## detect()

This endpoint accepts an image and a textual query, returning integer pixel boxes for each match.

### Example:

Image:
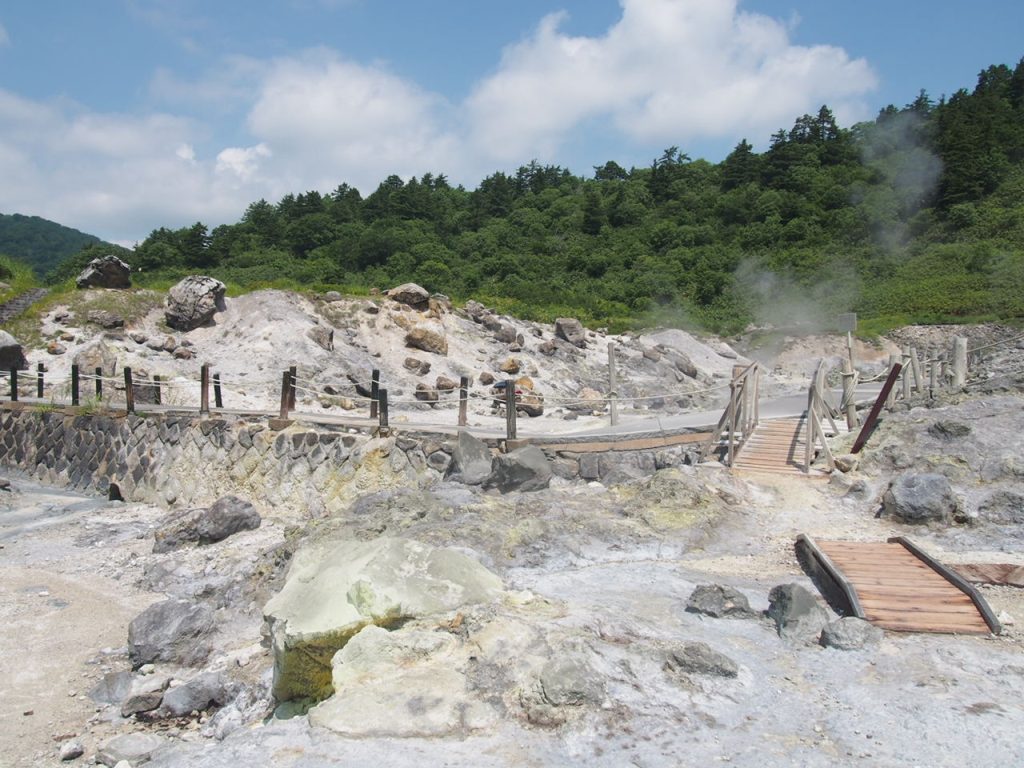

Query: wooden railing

[699,361,760,466]
[803,360,838,473]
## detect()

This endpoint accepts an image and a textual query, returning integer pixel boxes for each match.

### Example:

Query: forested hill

[54,57,1024,334]
[0,213,102,277]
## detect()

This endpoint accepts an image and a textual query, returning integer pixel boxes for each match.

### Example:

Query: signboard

[837,313,857,333]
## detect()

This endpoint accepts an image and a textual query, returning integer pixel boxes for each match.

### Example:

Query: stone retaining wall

[0,405,687,514]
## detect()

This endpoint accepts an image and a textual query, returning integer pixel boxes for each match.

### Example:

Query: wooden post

[928,356,938,398]
[378,389,389,428]
[952,337,968,388]
[213,373,223,409]
[37,363,44,399]
[287,366,297,411]
[885,355,898,408]
[9,368,17,402]
[71,364,80,406]
[278,371,290,418]
[458,375,469,427]
[909,347,922,393]
[200,363,210,414]
[607,342,618,427]
[123,367,135,414]
[504,379,517,441]
[369,369,380,418]
[901,348,911,400]
[841,357,858,429]
[95,367,103,399]
[852,363,903,453]
[153,375,162,405]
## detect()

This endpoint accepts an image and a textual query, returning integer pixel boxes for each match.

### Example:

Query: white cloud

[216,143,270,182]
[0,22,10,47]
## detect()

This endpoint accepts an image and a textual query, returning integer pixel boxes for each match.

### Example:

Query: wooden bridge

[797,535,1001,635]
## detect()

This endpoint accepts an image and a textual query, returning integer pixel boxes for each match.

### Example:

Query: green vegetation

[0,254,40,301]
[44,56,1024,336]
[0,213,102,277]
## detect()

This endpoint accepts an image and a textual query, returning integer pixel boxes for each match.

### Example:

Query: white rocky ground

[2,286,1023,767]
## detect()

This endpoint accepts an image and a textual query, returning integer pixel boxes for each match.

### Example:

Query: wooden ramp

[796,536,1001,635]
[731,417,811,475]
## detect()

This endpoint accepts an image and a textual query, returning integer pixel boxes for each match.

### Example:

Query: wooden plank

[871,620,990,634]
[862,607,988,625]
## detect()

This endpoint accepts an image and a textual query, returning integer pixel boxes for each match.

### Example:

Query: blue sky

[1,0,1021,245]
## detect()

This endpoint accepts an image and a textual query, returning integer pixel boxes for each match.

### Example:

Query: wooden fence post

[71,364,80,406]
[213,373,223,409]
[909,346,922,393]
[901,348,911,400]
[287,366,297,411]
[504,379,517,442]
[952,337,968,388]
[370,369,380,418]
[9,368,17,402]
[95,367,102,399]
[841,357,858,429]
[200,363,210,414]
[378,389,389,429]
[153,375,162,405]
[124,367,135,414]
[279,371,291,419]
[608,342,618,427]
[458,375,469,427]
[37,363,44,399]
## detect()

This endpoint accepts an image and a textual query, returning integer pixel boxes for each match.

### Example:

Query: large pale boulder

[0,330,27,371]
[72,339,117,378]
[405,323,448,355]
[263,537,503,702]
[164,275,226,331]
[387,282,430,309]
[555,317,587,348]
[484,445,552,492]
[127,598,216,668]
[447,430,493,485]
[882,473,960,524]
[76,255,132,289]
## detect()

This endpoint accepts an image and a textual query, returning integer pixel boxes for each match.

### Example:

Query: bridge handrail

[699,361,760,465]
[804,359,836,473]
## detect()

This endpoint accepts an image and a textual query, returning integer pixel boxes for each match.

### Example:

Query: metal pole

[9,368,17,402]
[71,365,80,406]
[37,363,44,399]
[213,373,223,409]
[608,342,618,427]
[458,376,469,427]
[124,367,135,414]
[504,379,517,441]
[153,375,162,406]
[370,369,380,419]
[200,363,210,414]
[95,367,102,399]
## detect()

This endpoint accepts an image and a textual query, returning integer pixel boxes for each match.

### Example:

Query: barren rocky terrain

[1,285,1023,767]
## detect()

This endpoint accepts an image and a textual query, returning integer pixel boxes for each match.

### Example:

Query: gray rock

[76,255,132,289]
[86,309,125,328]
[306,325,334,351]
[153,496,261,553]
[158,672,233,717]
[686,584,753,618]
[485,445,552,493]
[89,670,132,704]
[164,275,226,331]
[494,323,517,344]
[927,420,971,440]
[73,339,118,378]
[554,317,587,348]
[128,599,215,668]
[59,738,85,761]
[447,430,493,486]
[819,617,884,650]
[96,732,165,767]
[323,291,342,302]
[767,583,830,641]
[539,656,604,706]
[121,690,164,717]
[387,282,430,309]
[414,383,438,402]
[0,330,28,371]
[664,349,699,378]
[405,324,448,355]
[882,473,960,524]
[666,642,739,678]
[978,491,1024,524]
[403,357,431,375]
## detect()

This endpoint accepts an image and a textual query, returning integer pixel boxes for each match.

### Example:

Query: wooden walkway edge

[796,535,1001,635]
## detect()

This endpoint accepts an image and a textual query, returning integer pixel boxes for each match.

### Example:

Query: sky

[1,0,1022,246]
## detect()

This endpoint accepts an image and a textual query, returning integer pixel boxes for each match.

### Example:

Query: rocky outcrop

[263,537,503,702]
[86,309,125,328]
[153,495,261,553]
[767,583,830,642]
[405,323,448,355]
[447,430,493,485]
[128,598,216,668]
[485,445,552,492]
[72,338,117,377]
[665,642,739,678]
[165,275,226,331]
[306,324,334,351]
[881,473,960,524]
[387,282,430,309]
[819,617,884,650]
[686,584,754,618]
[76,255,132,289]
[554,317,587,348]
[0,330,27,371]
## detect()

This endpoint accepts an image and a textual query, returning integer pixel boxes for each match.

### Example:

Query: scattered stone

[499,357,521,374]
[554,317,587,348]
[405,323,448,355]
[517,390,545,417]
[96,733,165,768]
[567,386,605,413]
[164,275,227,331]
[928,421,972,440]
[447,430,493,485]
[153,495,261,552]
[494,323,517,344]
[642,347,662,362]
[977,491,1024,524]
[172,346,193,360]
[436,375,458,391]
[128,599,216,668]
[263,537,503,702]
[819,617,884,650]
[538,339,559,356]
[414,383,438,403]
[307,325,334,351]
[881,473,960,524]
[158,672,234,718]
[89,671,133,705]
[666,642,739,678]
[86,309,125,328]
[129,331,148,344]
[58,739,85,761]
[767,583,830,641]
[76,255,132,289]
[463,300,487,321]
[0,330,28,370]
[685,584,753,618]
[387,282,430,309]
[833,454,859,473]
[323,291,342,302]
[479,371,495,385]
[484,445,552,493]
[47,341,66,355]
[72,339,117,378]
[403,357,431,375]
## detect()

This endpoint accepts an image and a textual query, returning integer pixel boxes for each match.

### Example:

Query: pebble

[58,739,85,761]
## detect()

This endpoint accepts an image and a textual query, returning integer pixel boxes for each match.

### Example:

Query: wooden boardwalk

[731,416,813,475]
[797,536,1000,635]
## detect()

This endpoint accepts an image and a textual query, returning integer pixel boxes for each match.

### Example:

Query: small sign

[837,313,857,333]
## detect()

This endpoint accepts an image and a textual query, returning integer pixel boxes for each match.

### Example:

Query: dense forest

[0,213,101,278]
[49,58,1024,335]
